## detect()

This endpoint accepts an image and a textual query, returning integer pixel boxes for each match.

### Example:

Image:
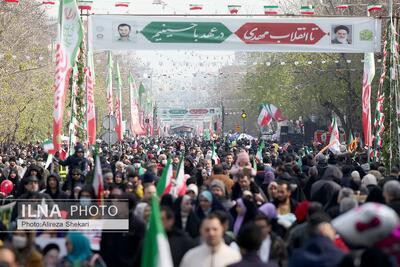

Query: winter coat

[174,210,201,239]
[167,228,197,267]
[44,173,69,200]
[228,251,278,267]
[288,235,345,267]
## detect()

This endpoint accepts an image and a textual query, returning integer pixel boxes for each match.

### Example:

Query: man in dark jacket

[56,143,88,184]
[161,206,197,267]
[44,173,68,200]
[228,222,277,267]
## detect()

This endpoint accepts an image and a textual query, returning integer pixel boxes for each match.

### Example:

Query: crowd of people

[0,136,399,267]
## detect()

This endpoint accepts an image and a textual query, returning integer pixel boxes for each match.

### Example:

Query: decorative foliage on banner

[381,19,400,168]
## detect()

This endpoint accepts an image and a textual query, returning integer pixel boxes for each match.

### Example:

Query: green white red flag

[264,5,279,15]
[93,146,104,204]
[106,51,114,115]
[128,74,145,135]
[336,5,350,10]
[115,61,123,141]
[52,0,83,152]
[211,143,220,164]
[367,5,382,12]
[362,53,375,147]
[173,156,186,198]
[300,5,315,15]
[189,4,202,10]
[228,5,241,14]
[141,195,174,267]
[257,103,285,128]
[156,159,174,197]
[329,117,341,154]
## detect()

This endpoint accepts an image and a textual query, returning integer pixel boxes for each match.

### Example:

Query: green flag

[256,140,265,162]
[139,82,145,106]
[141,195,174,267]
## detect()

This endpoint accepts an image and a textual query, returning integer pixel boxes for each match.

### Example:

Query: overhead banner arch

[91,15,381,53]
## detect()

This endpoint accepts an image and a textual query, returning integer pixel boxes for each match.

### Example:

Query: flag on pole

[156,159,174,197]
[43,139,55,153]
[141,195,174,267]
[128,74,145,135]
[93,146,104,204]
[336,4,350,10]
[52,0,83,152]
[86,22,96,145]
[173,157,187,198]
[367,5,382,12]
[138,82,145,108]
[300,5,315,15]
[106,51,114,115]
[115,62,123,141]
[256,140,265,162]
[211,143,220,165]
[348,131,358,153]
[264,5,279,15]
[329,117,341,155]
[257,105,273,128]
[362,53,375,148]
[227,5,241,14]
[189,4,203,10]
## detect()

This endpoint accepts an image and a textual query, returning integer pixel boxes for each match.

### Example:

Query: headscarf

[258,203,278,220]
[200,190,213,203]
[233,198,247,235]
[65,232,92,263]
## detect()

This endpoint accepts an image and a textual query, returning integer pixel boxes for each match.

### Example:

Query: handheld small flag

[228,5,241,14]
[156,160,173,197]
[141,195,174,267]
[264,5,279,15]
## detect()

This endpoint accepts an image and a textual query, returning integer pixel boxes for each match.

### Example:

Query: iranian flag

[115,62,123,141]
[300,5,315,15]
[156,159,174,196]
[173,157,186,197]
[52,0,83,152]
[336,4,350,10]
[264,5,279,15]
[93,147,104,204]
[228,5,241,14]
[362,53,375,147]
[42,1,56,4]
[256,140,265,162]
[329,117,341,155]
[257,105,273,128]
[141,195,174,267]
[106,51,114,115]
[368,5,382,12]
[266,104,285,121]
[115,2,129,7]
[189,4,202,10]
[128,73,145,135]
[211,143,220,165]
[43,139,55,153]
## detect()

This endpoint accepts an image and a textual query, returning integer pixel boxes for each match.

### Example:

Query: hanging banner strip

[91,15,381,53]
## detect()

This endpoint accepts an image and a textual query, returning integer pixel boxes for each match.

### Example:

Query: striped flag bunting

[300,5,315,15]
[189,4,202,10]
[336,4,350,10]
[367,5,382,12]
[228,5,241,14]
[115,2,129,7]
[264,5,279,15]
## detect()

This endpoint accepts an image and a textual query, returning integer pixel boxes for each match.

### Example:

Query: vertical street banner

[362,53,375,147]
[115,61,123,141]
[52,0,83,151]
[91,16,381,53]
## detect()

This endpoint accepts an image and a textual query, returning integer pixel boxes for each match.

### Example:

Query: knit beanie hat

[210,180,226,196]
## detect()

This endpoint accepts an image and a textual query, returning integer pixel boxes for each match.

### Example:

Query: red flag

[52,44,71,151]
[86,66,96,145]
[362,53,375,147]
